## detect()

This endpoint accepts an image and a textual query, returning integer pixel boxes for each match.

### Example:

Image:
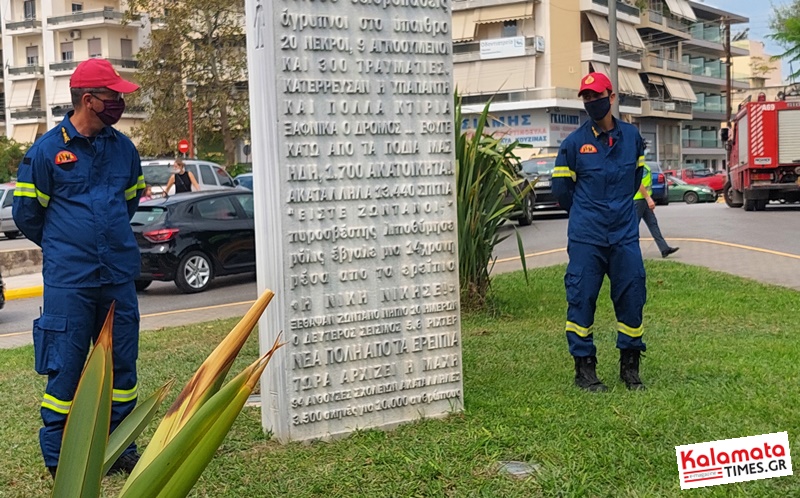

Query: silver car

[0,183,21,239]
[141,159,236,197]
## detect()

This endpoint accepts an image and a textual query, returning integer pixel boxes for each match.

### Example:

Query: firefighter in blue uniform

[13,58,144,477]
[552,72,647,391]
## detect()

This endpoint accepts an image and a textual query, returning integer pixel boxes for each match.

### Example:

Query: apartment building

[451,0,748,171]
[0,0,148,144]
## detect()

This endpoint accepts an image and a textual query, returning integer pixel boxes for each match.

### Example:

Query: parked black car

[131,191,256,293]
[521,154,560,210]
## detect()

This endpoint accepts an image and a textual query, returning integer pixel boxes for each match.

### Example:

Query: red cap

[578,72,612,97]
[70,58,139,93]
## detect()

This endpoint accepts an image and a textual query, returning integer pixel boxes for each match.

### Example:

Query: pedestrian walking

[552,72,648,392]
[13,58,144,477]
[635,163,679,258]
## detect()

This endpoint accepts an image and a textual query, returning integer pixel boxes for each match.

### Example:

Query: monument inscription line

[247,0,463,442]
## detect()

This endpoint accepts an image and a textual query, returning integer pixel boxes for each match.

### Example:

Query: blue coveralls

[552,118,647,357]
[12,112,144,467]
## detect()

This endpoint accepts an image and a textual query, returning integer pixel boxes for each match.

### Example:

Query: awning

[12,124,38,144]
[474,3,533,24]
[453,57,535,94]
[585,13,644,50]
[50,77,71,105]
[592,62,647,98]
[452,11,476,42]
[664,0,697,22]
[9,80,36,108]
[647,74,665,85]
[617,21,645,50]
[663,77,697,103]
[585,12,610,43]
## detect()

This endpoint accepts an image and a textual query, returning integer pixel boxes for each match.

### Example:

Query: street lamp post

[185,80,197,159]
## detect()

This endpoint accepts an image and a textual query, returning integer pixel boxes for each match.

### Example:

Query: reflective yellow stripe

[36,189,50,208]
[553,166,577,181]
[566,321,592,337]
[637,155,646,167]
[617,322,643,338]
[42,393,72,414]
[113,384,138,403]
[14,183,36,198]
[124,184,138,201]
[136,174,146,190]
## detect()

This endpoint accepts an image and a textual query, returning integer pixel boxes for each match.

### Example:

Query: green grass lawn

[0,262,798,497]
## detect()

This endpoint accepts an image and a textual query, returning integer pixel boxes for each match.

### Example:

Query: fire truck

[723,92,800,211]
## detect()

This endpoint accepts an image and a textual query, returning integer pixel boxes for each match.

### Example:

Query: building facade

[451,0,749,171]
[0,0,148,144]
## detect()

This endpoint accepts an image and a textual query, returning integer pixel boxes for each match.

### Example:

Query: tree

[770,0,800,80]
[127,0,249,166]
[0,137,28,182]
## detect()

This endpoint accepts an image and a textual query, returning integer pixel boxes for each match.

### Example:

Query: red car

[663,168,726,193]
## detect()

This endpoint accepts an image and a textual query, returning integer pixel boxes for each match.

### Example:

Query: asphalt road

[3,200,799,339]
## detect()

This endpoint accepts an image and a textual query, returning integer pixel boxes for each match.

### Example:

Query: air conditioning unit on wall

[70,30,81,40]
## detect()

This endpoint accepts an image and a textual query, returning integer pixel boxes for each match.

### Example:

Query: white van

[141,159,236,196]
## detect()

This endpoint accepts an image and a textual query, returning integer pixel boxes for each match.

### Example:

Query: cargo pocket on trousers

[32,314,68,375]
[565,270,583,306]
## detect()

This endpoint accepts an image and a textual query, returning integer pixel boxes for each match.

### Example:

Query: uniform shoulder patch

[54,151,78,165]
[579,144,598,154]
[22,157,32,165]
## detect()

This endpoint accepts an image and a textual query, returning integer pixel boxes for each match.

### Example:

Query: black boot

[620,349,646,390]
[573,356,608,392]
[107,451,141,476]
[47,466,57,479]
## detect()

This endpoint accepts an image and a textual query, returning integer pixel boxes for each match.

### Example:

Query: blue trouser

[564,240,647,357]
[635,199,670,254]
[34,282,140,468]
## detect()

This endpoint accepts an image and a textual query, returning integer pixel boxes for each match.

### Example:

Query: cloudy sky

[704,0,795,81]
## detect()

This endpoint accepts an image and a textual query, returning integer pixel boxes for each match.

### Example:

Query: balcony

[8,65,45,80]
[692,101,727,121]
[452,0,541,10]
[47,9,141,29]
[581,0,640,24]
[5,18,43,35]
[10,107,46,121]
[51,105,72,118]
[684,22,749,57]
[581,41,642,70]
[690,63,750,89]
[682,137,725,156]
[639,9,690,39]
[51,58,138,75]
[641,99,692,119]
[642,54,692,77]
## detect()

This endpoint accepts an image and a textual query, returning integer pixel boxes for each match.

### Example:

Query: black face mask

[584,96,611,122]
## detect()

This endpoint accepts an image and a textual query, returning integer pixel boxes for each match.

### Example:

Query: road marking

[495,238,800,265]
[0,300,257,338]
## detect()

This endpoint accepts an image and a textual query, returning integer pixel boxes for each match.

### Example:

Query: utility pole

[723,16,732,131]
[609,0,620,118]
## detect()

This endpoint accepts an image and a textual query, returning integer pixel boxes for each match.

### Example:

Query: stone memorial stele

[245,0,463,442]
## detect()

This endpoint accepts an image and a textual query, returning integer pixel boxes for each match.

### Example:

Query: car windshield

[141,164,173,186]
[669,176,688,185]
[236,175,253,190]
[521,158,556,175]
[647,162,663,173]
[131,207,167,227]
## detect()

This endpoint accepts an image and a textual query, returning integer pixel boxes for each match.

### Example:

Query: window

[23,0,35,19]
[32,89,41,108]
[120,39,133,59]
[88,38,102,58]
[200,165,217,185]
[235,194,254,219]
[72,3,83,12]
[196,197,238,220]
[214,167,233,187]
[502,20,518,38]
[61,42,74,62]
[3,190,13,208]
[26,46,39,66]
[0,93,5,109]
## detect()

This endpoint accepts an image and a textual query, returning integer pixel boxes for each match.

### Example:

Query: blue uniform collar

[60,111,116,144]
[589,117,620,139]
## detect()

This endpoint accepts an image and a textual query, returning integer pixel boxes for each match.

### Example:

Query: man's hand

[647,197,656,211]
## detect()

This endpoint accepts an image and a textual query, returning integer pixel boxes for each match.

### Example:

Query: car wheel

[683,192,699,204]
[518,193,535,226]
[4,231,19,239]
[135,279,153,292]
[724,181,744,208]
[175,251,214,293]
